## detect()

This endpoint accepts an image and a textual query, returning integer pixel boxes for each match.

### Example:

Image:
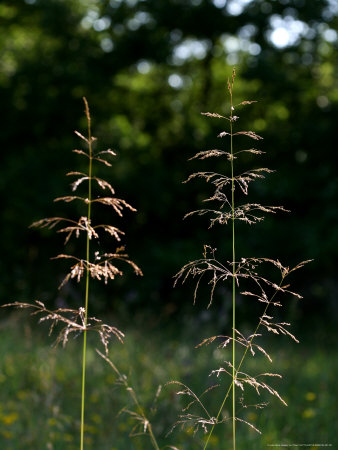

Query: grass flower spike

[174,69,311,449]
[4,98,142,449]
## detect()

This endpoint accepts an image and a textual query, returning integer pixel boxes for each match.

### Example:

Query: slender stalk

[97,350,160,450]
[203,276,284,449]
[203,80,237,450]
[80,98,93,450]
[230,86,236,450]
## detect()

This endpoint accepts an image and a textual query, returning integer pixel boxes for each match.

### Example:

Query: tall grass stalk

[174,68,311,448]
[4,98,142,449]
[229,74,236,450]
[203,277,284,449]
[97,350,161,450]
[80,97,93,450]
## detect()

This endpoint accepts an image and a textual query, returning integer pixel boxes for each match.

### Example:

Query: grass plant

[0,72,318,450]
[3,98,142,449]
[174,69,311,448]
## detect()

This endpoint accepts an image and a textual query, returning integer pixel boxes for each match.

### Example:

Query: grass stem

[203,277,284,449]
[80,98,93,450]
[97,350,160,450]
[230,86,236,450]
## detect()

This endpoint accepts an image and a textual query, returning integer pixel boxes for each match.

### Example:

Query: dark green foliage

[0,0,337,321]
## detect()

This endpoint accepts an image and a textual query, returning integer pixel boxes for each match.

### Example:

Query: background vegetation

[0,0,337,448]
[0,314,335,449]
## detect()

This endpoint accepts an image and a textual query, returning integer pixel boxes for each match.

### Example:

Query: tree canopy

[1,0,337,319]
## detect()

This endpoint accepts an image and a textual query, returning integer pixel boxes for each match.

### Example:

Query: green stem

[204,88,236,450]
[97,350,160,450]
[230,90,236,450]
[148,424,160,450]
[80,98,93,450]
[128,386,160,450]
[203,277,284,449]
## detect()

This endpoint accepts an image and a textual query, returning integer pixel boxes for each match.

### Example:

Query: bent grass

[1,72,312,449]
[173,69,311,449]
[3,98,149,449]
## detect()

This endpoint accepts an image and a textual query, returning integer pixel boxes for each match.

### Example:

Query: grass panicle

[1,74,314,450]
[173,69,311,449]
[3,98,142,449]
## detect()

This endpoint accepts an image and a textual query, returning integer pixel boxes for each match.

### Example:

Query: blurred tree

[0,0,337,320]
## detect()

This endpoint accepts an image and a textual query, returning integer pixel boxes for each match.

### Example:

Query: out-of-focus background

[0,0,337,448]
